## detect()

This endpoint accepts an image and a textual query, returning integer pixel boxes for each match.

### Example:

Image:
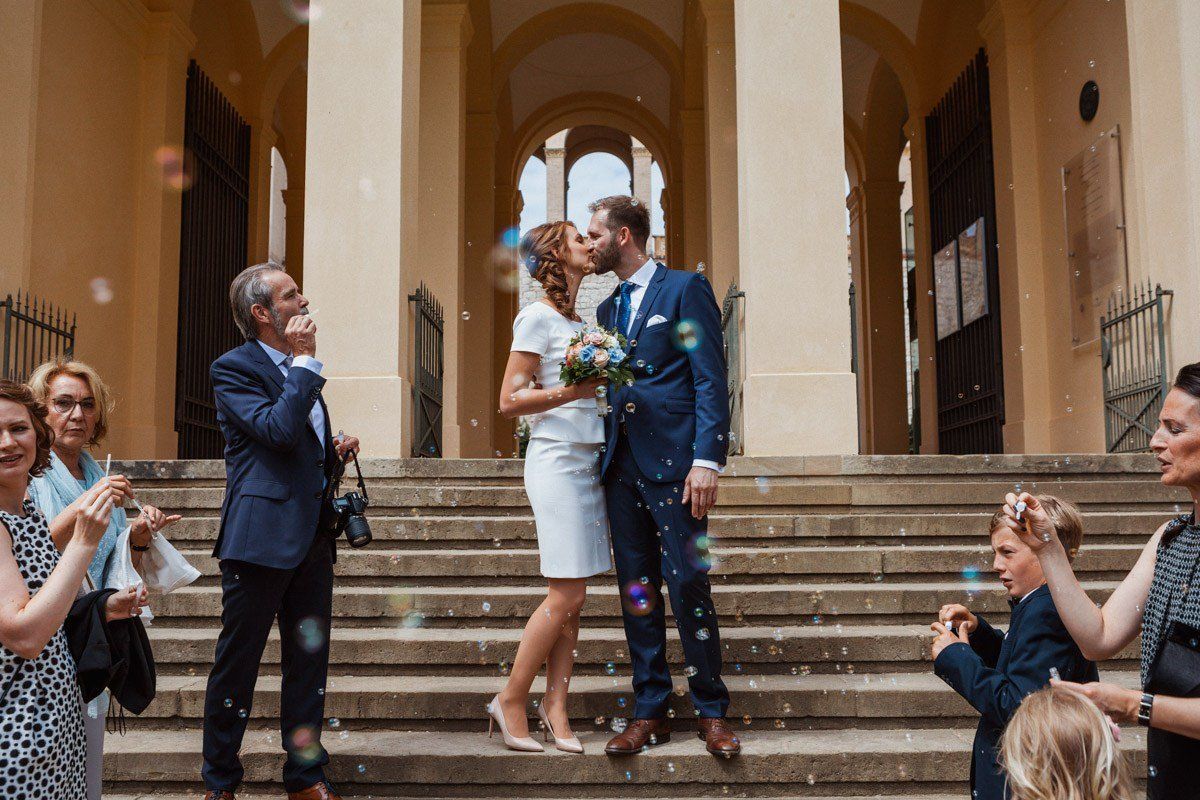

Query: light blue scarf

[27,450,128,586]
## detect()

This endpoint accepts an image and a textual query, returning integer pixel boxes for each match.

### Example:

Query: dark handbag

[1144,620,1200,800]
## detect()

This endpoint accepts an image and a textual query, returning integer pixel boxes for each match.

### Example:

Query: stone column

[544,130,567,222]
[416,1,471,457]
[247,121,279,264]
[125,10,196,457]
[304,0,421,457]
[0,0,43,289]
[460,111,496,457]
[978,3,1051,453]
[631,137,653,207]
[903,115,939,454]
[281,185,304,283]
[700,0,738,293]
[679,109,709,270]
[1124,0,1200,370]
[734,0,857,455]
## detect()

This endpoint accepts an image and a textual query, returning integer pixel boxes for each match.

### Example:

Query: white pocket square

[646,315,669,328]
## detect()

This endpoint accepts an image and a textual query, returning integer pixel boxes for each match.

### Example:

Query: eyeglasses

[50,396,98,416]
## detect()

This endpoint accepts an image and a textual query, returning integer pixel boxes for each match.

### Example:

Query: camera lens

[344,514,372,548]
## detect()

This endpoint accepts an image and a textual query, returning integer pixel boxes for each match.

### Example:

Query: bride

[488,221,610,753]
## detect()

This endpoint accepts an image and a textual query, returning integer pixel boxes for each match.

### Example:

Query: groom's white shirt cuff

[693,459,723,474]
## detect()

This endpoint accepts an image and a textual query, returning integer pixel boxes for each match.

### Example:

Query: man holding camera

[201,262,359,800]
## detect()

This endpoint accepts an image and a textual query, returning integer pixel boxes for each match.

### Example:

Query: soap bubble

[296,616,326,654]
[604,661,617,676]
[282,0,322,24]
[90,277,114,305]
[461,311,471,320]
[154,145,193,190]
[622,580,656,617]
[671,320,701,352]
[611,717,628,733]
[501,226,521,248]
[288,724,323,765]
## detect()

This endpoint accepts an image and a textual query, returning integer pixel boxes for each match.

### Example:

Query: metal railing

[1,292,76,381]
[721,281,745,456]
[409,284,444,458]
[1101,282,1172,453]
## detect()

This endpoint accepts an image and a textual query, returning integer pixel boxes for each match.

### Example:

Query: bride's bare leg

[541,610,582,738]
[496,578,586,737]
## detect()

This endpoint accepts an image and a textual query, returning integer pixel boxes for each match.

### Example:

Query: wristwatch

[1138,692,1155,726]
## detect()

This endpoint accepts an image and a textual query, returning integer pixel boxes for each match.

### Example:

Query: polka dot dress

[0,501,86,799]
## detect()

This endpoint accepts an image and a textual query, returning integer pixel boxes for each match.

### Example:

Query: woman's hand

[1052,678,1141,724]
[73,485,116,548]
[129,504,182,547]
[569,376,607,402]
[1001,492,1061,554]
[104,584,148,622]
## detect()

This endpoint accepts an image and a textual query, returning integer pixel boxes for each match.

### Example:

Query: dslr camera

[331,450,372,548]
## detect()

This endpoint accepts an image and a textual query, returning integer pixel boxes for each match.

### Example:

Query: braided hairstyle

[519,221,580,322]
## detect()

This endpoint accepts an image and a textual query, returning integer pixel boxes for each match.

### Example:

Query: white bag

[104,527,201,624]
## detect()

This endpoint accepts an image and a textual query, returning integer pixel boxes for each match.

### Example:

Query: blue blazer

[596,263,729,483]
[210,340,338,570]
[934,584,1099,800]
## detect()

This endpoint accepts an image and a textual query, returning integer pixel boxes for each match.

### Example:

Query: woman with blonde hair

[487,220,608,753]
[999,685,1133,800]
[26,357,179,800]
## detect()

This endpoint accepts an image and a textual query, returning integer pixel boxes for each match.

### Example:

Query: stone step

[102,727,1147,796]
[128,478,1187,512]
[149,581,1120,627]
[154,510,1170,546]
[172,543,1143,584]
[140,671,1141,730]
[147,624,1140,674]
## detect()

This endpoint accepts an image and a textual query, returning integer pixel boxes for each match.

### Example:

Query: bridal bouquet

[560,324,635,416]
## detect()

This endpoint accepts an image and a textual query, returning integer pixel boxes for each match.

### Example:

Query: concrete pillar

[281,185,304,284]
[461,111,496,457]
[700,0,738,294]
[903,115,939,454]
[0,0,43,289]
[491,181,519,457]
[734,0,857,455]
[631,137,653,208]
[1124,1,1200,369]
[416,1,471,457]
[679,109,709,270]
[847,185,867,449]
[544,130,566,222]
[304,0,421,457]
[247,121,278,265]
[979,3,1051,453]
[125,10,196,457]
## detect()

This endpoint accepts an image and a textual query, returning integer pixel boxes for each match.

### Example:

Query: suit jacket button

[317,459,324,468]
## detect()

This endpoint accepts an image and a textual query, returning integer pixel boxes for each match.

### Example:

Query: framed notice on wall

[1061,126,1128,346]
[934,241,960,340]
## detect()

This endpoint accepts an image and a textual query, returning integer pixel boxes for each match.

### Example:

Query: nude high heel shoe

[536,701,584,753]
[486,695,543,752]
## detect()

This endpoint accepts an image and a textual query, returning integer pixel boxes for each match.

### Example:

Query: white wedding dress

[511,302,613,578]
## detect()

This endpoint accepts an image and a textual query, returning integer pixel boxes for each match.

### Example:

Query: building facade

[3,0,1200,460]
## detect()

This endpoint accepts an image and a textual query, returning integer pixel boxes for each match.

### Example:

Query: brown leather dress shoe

[202,792,235,800]
[287,782,342,800]
[696,717,741,757]
[604,718,672,754]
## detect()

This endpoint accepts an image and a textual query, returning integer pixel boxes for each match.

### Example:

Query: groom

[588,195,739,757]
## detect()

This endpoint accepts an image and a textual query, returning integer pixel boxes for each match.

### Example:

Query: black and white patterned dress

[1139,513,1200,800]
[0,501,86,799]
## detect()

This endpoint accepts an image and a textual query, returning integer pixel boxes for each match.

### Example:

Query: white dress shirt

[618,257,722,475]
[257,340,326,439]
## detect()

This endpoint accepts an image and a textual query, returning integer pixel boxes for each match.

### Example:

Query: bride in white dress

[487,221,610,754]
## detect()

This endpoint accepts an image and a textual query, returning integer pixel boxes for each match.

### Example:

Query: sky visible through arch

[518,152,666,239]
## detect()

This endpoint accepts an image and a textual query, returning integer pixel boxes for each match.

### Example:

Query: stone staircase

[105,454,1174,798]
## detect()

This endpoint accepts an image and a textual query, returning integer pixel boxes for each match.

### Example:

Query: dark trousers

[604,432,730,719]
[201,532,334,792]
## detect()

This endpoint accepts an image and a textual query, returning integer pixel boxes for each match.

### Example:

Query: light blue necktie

[615,281,634,334]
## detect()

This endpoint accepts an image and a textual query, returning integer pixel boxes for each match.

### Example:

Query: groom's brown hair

[589,195,651,251]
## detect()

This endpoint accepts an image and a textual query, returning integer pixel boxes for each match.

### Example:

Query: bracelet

[1138,692,1155,726]
[130,542,150,553]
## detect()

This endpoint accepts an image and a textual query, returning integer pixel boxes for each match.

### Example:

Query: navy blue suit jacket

[596,263,729,483]
[934,584,1099,800]
[210,340,338,570]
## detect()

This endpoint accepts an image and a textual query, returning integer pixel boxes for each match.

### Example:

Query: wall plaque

[1061,126,1128,346]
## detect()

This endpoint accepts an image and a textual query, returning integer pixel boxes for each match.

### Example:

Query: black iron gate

[926,49,1005,454]
[0,292,76,381]
[1101,283,1173,453]
[409,284,444,457]
[174,61,251,458]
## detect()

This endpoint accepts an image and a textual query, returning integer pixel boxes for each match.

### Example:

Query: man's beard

[591,236,621,275]
[268,306,307,340]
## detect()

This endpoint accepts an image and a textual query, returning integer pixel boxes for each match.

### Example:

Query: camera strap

[345,451,369,504]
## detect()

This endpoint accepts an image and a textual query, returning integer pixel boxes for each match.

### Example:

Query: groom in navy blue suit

[201,263,359,800]
[588,195,739,757]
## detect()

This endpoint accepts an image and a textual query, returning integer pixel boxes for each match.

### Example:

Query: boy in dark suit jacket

[932,495,1098,800]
